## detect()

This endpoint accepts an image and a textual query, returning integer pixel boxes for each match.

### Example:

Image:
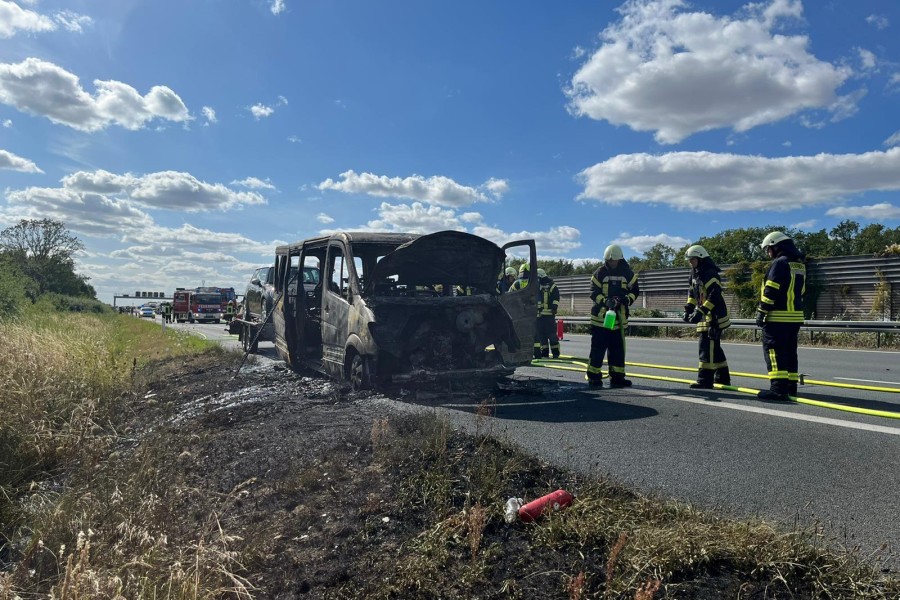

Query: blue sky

[2,0,899,303]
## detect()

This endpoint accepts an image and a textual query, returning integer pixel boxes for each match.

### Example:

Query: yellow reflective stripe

[788,373,800,382]
[717,317,731,328]
[768,349,778,374]
[760,295,774,304]
[686,296,696,304]
[768,311,804,322]
[587,365,603,374]
[591,275,602,287]
[610,365,626,374]
[768,370,789,379]
[702,278,720,291]
[766,280,781,290]
[702,300,715,310]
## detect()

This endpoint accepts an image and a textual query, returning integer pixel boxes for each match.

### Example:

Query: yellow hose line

[531,357,900,420]
[625,361,900,394]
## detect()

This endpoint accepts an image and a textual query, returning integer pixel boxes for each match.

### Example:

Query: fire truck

[172,287,235,323]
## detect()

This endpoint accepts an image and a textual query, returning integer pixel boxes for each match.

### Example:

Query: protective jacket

[589,261,639,328]
[537,276,560,317]
[686,259,730,333]
[510,277,529,291]
[758,243,806,323]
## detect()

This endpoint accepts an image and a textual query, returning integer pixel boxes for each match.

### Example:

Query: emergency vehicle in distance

[172,286,236,323]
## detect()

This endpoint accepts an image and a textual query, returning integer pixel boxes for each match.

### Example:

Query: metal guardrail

[557,317,900,346]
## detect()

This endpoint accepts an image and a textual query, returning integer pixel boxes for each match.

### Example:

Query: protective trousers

[761,322,800,395]
[697,330,729,385]
[534,315,560,358]
[587,325,625,383]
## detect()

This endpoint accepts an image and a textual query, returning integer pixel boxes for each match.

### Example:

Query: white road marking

[834,377,900,385]
[663,394,900,436]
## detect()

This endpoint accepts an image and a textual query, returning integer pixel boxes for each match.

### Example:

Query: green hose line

[529,356,900,420]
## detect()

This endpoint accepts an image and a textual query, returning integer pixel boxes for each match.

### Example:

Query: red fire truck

[173,287,236,323]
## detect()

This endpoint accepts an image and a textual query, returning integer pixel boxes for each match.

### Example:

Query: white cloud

[5,187,155,236]
[826,203,900,220]
[565,0,853,144]
[0,1,53,37]
[271,0,285,15]
[0,148,41,173]
[866,14,889,30]
[472,225,582,255]
[318,170,504,207]
[56,169,267,212]
[360,202,465,233]
[577,147,900,212]
[316,213,334,224]
[53,10,92,33]
[201,106,217,124]
[857,47,877,70]
[231,176,276,190]
[121,223,279,255]
[884,131,900,147]
[610,233,689,254]
[0,58,190,131]
[287,135,302,143]
[250,103,274,119]
[2,118,11,127]
[790,219,817,229]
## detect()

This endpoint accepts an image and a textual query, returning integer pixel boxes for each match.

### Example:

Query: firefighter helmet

[537,268,547,278]
[518,263,530,275]
[504,267,517,277]
[685,245,709,259]
[761,231,791,250]
[603,244,624,261]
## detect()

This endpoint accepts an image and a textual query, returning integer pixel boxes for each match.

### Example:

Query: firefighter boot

[714,367,731,386]
[609,375,632,388]
[690,369,714,389]
[758,379,790,402]
[552,349,561,359]
[533,345,543,360]
[541,346,550,358]
[788,381,798,398]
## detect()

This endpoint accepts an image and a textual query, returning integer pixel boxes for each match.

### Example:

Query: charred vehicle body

[270,231,537,389]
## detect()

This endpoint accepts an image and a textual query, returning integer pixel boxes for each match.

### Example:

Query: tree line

[535,220,900,277]
[0,219,99,317]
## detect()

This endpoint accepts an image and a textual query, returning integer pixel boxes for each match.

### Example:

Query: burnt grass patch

[3,353,898,599]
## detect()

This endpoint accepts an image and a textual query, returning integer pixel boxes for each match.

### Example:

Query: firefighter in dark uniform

[682,245,731,388]
[225,299,236,323]
[497,267,517,294]
[756,231,806,401]
[510,263,530,291]
[534,268,561,359]
[587,244,639,387]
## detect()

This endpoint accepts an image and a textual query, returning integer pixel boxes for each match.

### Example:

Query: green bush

[0,264,28,319]
[29,293,111,315]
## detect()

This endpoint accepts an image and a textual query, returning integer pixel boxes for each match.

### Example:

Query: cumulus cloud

[318,170,507,207]
[250,103,274,119]
[2,118,10,127]
[231,176,276,190]
[5,187,155,236]
[201,106,217,124]
[790,219,818,229]
[56,169,267,212]
[0,58,190,131]
[866,14,889,30]
[857,48,877,71]
[271,0,285,15]
[826,203,900,220]
[610,233,689,253]
[360,202,465,233]
[0,148,42,173]
[884,131,900,147]
[472,225,582,255]
[316,213,334,224]
[566,0,853,144]
[0,1,90,38]
[577,147,900,212]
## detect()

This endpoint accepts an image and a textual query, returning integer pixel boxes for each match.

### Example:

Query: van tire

[349,353,370,391]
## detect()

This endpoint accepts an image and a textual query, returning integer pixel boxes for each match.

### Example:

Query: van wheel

[242,324,258,353]
[349,354,370,391]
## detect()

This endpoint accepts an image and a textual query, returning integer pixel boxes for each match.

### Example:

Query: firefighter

[510,263,530,291]
[682,245,731,388]
[756,231,806,401]
[163,302,173,323]
[497,267,517,294]
[225,299,236,322]
[534,268,561,358]
[587,244,639,387]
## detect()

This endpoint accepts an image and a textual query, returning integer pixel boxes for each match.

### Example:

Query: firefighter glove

[681,311,692,323]
[689,310,704,324]
[683,304,694,313]
[605,297,620,309]
[755,311,767,328]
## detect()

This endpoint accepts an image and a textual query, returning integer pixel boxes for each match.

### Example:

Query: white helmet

[685,245,709,259]
[537,268,547,278]
[504,267,517,277]
[761,231,791,250]
[603,244,624,261]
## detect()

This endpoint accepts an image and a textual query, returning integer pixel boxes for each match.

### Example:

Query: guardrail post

[877,331,881,348]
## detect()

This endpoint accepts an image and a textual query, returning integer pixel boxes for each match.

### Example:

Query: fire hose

[530,355,900,420]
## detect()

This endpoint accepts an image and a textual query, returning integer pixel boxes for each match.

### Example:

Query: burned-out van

[270,231,537,389]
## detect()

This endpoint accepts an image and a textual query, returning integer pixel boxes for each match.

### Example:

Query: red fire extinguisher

[556,319,565,342]
[518,489,573,522]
